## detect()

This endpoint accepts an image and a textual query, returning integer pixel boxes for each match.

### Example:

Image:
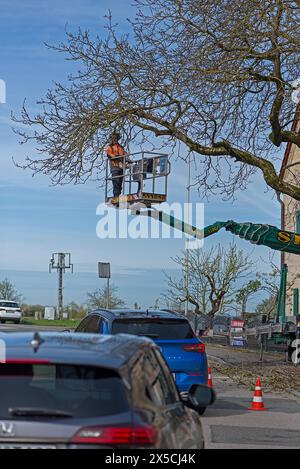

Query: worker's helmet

[110,132,121,141]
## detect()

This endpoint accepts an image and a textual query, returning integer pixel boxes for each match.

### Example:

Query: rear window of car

[0,302,19,308]
[111,318,195,339]
[0,364,129,419]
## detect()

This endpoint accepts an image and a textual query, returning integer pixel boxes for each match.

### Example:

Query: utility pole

[185,153,192,317]
[49,253,73,319]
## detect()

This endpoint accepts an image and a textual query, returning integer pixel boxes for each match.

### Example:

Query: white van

[0,300,22,324]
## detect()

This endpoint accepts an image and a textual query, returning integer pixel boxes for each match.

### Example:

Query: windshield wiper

[9,407,73,418]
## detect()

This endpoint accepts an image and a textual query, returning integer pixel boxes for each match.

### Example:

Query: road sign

[231,320,245,328]
[98,262,111,279]
[231,337,247,347]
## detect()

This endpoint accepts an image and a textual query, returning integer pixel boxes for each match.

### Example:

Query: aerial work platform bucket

[105,151,171,208]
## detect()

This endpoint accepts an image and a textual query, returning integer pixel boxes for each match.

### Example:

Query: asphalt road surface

[204,344,300,448]
[202,372,300,449]
[0,323,66,332]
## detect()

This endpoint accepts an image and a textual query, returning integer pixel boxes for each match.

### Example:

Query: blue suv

[75,309,208,396]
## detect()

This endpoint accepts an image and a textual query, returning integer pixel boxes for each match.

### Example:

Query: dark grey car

[0,332,214,449]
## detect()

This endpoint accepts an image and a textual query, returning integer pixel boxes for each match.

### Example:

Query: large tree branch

[12,0,300,200]
[129,110,300,199]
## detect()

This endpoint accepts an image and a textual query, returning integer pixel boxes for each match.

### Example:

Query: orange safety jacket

[107,144,127,169]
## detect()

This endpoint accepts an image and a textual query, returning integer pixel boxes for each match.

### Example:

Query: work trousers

[111,168,124,197]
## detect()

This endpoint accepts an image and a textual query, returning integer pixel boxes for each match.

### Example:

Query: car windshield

[112,318,195,339]
[0,302,19,308]
[0,363,129,419]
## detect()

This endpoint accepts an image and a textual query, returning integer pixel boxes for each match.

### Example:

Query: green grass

[21,317,80,328]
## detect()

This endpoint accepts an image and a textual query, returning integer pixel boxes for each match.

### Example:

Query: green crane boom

[135,209,300,255]
[132,210,299,323]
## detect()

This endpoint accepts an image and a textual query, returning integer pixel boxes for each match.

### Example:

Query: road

[0,323,66,332]
[203,344,300,448]
[202,372,300,449]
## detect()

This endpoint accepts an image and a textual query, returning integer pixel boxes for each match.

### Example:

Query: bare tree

[255,295,277,319]
[163,244,254,323]
[257,256,300,315]
[86,284,125,310]
[235,279,262,319]
[0,278,23,303]
[12,0,300,200]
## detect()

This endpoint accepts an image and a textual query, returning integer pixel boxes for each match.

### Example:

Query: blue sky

[0,0,282,307]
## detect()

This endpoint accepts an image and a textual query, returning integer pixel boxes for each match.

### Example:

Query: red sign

[230,320,245,328]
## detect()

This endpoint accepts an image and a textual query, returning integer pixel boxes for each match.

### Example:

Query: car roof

[88,308,185,321]
[0,332,153,370]
[0,300,19,303]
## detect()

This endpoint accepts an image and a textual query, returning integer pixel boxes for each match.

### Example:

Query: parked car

[0,300,22,324]
[75,310,209,401]
[0,332,214,449]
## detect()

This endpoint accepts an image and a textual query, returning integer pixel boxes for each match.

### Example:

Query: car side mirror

[184,384,216,412]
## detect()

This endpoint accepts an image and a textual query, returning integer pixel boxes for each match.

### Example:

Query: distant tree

[0,278,23,302]
[235,280,262,319]
[164,244,253,324]
[21,304,44,317]
[255,295,277,319]
[257,254,300,315]
[67,301,87,319]
[86,285,126,310]
[152,298,160,309]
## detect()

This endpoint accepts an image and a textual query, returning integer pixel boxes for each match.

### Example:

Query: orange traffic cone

[249,378,266,411]
[208,367,213,388]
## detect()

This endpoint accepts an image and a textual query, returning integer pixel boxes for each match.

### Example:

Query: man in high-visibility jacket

[106,133,128,197]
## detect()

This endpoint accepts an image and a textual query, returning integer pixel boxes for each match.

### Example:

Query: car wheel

[14,320,20,325]
[0,320,5,324]
[197,407,206,415]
